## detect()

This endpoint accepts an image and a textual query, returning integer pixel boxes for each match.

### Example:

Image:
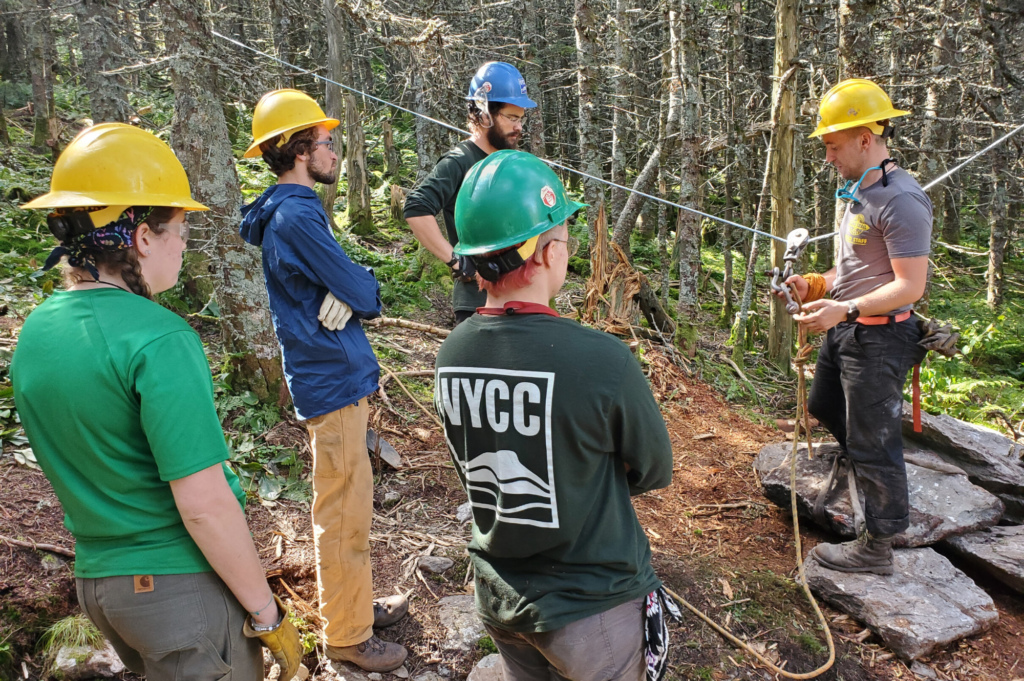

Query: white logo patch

[436,367,559,528]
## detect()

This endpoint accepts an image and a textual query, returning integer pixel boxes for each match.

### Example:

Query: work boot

[326,636,408,672]
[810,532,896,575]
[373,594,409,628]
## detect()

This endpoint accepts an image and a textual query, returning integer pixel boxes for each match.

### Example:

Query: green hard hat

[453,150,586,256]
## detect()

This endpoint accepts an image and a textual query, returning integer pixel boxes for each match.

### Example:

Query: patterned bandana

[43,207,154,281]
[644,587,683,681]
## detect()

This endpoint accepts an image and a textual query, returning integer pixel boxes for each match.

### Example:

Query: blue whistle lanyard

[835,158,895,204]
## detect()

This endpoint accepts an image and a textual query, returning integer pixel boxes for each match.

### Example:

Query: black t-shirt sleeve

[402,153,467,220]
[608,352,674,495]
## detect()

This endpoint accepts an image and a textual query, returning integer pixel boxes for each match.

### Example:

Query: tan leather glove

[917,317,960,358]
[243,595,303,681]
[318,292,353,331]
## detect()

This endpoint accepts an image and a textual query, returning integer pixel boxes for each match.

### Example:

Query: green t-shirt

[434,313,673,633]
[402,140,489,312]
[11,289,245,578]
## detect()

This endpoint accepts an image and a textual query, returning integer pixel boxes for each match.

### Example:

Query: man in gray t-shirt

[782,79,930,575]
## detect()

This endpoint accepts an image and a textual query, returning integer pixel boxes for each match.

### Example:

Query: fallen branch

[0,533,76,558]
[366,317,451,337]
[380,365,443,428]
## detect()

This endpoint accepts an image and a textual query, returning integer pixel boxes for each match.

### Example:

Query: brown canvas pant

[306,399,374,648]
[76,572,262,681]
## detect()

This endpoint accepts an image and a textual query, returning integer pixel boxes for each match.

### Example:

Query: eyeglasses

[315,140,335,152]
[550,235,579,258]
[159,221,190,243]
[497,112,527,126]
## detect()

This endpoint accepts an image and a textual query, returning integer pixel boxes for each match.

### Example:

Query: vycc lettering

[435,367,558,528]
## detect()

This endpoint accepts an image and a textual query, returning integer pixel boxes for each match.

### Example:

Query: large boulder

[754,442,1004,547]
[942,525,1024,595]
[51,642,125,680]
[804,548,998,661]
[903,402,1024,510]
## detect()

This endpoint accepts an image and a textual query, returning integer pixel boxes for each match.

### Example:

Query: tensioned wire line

[213,30,788,243]
[214,31,1023,252]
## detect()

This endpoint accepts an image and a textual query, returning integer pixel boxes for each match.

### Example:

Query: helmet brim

[243,118,341,158]
[809,108,910,138]
[21,191,210,212]
[465,95,538,110]
[453,200,586,256]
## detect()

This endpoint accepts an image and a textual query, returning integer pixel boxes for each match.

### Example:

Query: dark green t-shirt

[434,313,673,632]
[403,140,489,312]
[11,289,245,578]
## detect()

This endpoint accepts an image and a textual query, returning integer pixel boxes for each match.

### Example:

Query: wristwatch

[845,300,860,323]
[249,614,283,632]
[445,255,459,269]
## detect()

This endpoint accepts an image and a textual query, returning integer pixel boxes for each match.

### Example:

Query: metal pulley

[768,228,810,315]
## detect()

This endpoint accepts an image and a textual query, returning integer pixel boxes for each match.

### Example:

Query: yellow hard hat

[809,79,910,139]
[244,89,340,158]
[21,123,208,212]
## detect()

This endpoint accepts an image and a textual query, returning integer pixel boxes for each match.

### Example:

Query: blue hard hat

[466,62,537,109]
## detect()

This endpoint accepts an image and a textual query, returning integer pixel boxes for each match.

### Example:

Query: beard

[309,156,338,185]
[486,124,521,151]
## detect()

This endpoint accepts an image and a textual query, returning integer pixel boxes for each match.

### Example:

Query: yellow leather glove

[243,595,303,681]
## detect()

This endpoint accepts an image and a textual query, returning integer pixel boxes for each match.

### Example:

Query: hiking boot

[326,636,408,672]
[373,594,409,628]
[810,532,896,575]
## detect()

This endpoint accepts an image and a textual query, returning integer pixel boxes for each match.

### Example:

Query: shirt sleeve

[607,352,674,495]
[276,209,383,319]
[402,152,465,220]
[132,330,231,482]
[880,192,932,259]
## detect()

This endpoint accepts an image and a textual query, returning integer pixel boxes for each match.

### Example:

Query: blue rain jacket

[240,184,381,420]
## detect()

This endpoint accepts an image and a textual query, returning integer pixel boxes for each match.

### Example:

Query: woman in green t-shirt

[11,124,303,681]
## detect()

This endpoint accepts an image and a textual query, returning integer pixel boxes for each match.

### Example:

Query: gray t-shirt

[832,167,932,314]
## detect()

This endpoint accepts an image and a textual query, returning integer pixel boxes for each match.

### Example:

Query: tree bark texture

[767,0,798,371]
[609,0,632,221]
[75,0,128,122]
[345,93,373,235]
[574,0,606,245]
[160,0,284,401]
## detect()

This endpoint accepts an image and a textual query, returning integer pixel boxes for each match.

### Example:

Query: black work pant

[807,318,926,537]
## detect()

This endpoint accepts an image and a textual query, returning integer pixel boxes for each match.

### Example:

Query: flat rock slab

[755,443,1003,547]
[804,548,998,661]
[53,642,125,680]
[438,595,486,652]
[903,402,1024,497]
[467,654,502,681]
[942,525,1024,594]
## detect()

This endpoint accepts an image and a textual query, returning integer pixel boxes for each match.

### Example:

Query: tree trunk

[573,0,606,245]
[609,0,632,221]
[345,93,373,235]
[383,118,400,179]
[767,0,798,371]
[320,0,348,229]
[986,158,1007,310]
[673,0,702,354]
[522,0,547,157]
[26,0,52,152]
[75,0,127,122]
[412,67,442,184]
[160,0,284,401]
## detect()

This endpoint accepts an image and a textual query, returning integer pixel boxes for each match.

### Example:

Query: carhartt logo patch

[134,575,154,593]
[540,186,557,208]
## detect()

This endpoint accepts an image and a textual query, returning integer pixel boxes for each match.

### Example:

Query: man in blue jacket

[240,89,408,672]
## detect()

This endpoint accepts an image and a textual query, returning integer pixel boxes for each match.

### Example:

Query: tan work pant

[306,399,374,648]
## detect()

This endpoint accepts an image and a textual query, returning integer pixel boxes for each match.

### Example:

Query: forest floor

[3,314,1024,681]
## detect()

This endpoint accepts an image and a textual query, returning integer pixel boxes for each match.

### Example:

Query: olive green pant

[76,572,262,680]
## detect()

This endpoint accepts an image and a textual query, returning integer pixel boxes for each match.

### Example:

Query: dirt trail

[2,330,1023,680]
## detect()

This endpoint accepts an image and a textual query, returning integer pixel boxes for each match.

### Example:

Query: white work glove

[318,292,353,331]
